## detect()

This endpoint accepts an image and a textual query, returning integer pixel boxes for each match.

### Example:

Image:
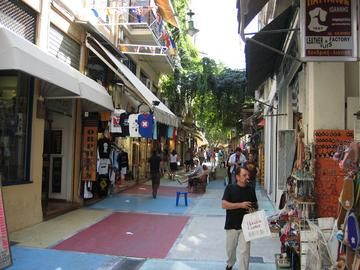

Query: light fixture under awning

[154,0,179,28]
[0,25,80,97]
[86,36,178,127]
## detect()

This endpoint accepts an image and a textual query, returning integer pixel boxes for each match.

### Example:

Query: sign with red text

[300,0,357,61]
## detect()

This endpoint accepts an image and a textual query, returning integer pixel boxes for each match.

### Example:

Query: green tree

[160,0,248,144]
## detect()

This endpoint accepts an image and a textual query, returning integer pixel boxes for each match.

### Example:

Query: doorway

[41,104,77,218]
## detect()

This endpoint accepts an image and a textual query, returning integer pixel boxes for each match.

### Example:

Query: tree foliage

[160,0,247,144]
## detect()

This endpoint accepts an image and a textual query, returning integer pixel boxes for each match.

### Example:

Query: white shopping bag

[241,209,271,242]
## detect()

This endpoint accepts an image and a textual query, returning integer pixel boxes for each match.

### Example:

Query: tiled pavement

[9,167,280,270]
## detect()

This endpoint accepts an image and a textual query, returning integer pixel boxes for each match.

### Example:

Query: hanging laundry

[157,13,163,33]
[170,37,176,49]
[130,7,143,23]
[162,31,171,48]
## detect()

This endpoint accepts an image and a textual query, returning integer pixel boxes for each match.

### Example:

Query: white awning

[78,74,114,112]
[86,36,178,127]
[0,25,80,97]
[0,25,114,111]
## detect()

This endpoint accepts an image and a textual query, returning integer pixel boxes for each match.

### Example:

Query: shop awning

[0,25,114,111]
[245,6,295,93]
[78,75,114,112]
[0,25,80,97]
[86,36,178,127]
[154,0,179,28]
[237,0,269,33]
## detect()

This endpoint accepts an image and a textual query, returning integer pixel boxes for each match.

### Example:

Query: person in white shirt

[228,147,247,185]
[169,149,178,180]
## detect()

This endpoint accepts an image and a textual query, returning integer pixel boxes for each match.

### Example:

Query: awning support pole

[246,38,302,63]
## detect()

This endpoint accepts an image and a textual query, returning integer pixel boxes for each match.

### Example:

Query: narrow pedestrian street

[8,167,280,270]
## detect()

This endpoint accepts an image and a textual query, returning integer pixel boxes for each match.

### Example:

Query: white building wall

[306,62,345,141]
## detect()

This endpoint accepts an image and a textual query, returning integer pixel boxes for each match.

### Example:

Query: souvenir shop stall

[270,127,357,269]
[80,109,178,201]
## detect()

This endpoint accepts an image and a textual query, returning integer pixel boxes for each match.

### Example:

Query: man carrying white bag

[222,167,270,270]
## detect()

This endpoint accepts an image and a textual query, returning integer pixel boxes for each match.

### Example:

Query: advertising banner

[300,0,357,61]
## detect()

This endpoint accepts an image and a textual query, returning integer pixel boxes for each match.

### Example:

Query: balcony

[118,2,177,74]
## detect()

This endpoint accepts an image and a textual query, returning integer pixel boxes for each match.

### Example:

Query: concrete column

[306,62,345,141]
[37,0,50,48]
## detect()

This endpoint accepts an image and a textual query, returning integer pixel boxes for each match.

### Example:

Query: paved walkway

[9,167,280,270]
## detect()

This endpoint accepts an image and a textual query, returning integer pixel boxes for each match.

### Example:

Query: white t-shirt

[128,113,141,137]
[110,109,125,133]
[97,158,111,175]
[170,154,177,163]
[228,152,247,173]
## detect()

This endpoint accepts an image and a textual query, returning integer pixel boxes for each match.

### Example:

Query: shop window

[0,73,33,185]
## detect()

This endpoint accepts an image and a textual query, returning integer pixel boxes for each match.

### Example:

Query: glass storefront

[0,73,32,184]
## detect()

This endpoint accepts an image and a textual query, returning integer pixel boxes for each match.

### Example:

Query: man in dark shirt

[222,167,258,270]
[149,150,161,199]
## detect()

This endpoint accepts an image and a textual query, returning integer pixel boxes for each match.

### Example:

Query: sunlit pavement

[9,167,279,270]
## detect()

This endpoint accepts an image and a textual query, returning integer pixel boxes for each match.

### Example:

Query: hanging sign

[300,0,357,61]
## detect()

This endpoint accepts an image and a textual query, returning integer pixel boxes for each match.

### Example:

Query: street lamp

[187,10,199,36]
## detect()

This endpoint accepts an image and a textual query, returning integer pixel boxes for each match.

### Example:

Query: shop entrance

[42,104,77,217]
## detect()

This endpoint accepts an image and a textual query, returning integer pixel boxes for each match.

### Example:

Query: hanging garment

[119,112,130,137]
[110,109,125,133]
[98,137,111,159]
[128,113,141,137]
[83,181,93,199]
[167,126,174,139]
[153,119,158,140]
[138,113,154,138]
[97,158,111,175]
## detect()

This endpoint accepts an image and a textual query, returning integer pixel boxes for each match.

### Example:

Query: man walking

[228,147,247,184]
[222,167,258,270]
[149,150,161,199]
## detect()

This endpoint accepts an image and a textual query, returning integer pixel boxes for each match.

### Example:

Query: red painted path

[53,212,189,258]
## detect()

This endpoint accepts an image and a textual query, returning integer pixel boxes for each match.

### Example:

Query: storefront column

[306,62,345,140]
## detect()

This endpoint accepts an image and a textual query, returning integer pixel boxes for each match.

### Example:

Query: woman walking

[169,149,178,180]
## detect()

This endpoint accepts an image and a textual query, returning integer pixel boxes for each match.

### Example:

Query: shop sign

[81,127,98,181]
[300,0,357,61]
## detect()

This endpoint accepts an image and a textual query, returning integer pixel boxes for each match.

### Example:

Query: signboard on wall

[300,0,357,61]
[81,127,98,181]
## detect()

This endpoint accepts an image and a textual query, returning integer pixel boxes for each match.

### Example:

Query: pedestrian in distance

[222,167,258,270]
[244,152,259,190]
[169,149,178,180]
[149,150,161,199]
[184,148,193,172]
[227,147,247,185]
